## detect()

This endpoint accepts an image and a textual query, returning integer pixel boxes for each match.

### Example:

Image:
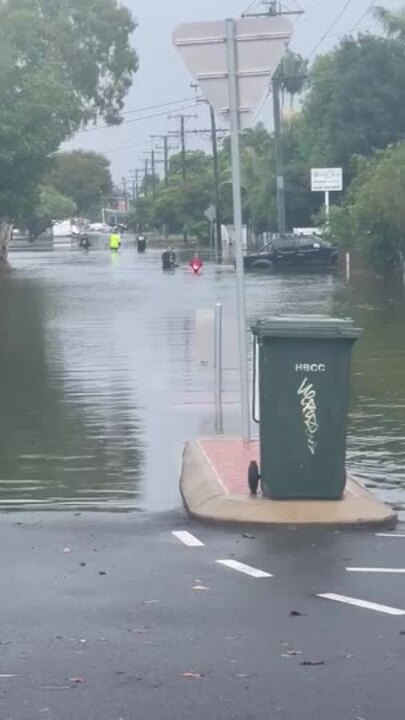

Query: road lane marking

[376,533,405,538]
[216,559,272,578]
[318,592,405,616]
[346,567,405,574]
[172,531,204,547]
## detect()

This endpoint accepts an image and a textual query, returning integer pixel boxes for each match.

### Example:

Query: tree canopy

[0,0,137,250]
[23,186,78,240]
[45,151,113,218]
[301,34,405,171]
[326,143,405,273]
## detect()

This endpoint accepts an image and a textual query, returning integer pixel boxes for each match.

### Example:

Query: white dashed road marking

[172,531,204,548]
[346,567,405,574]
[318,592,405,616]
[376,533,405,538]
[216,559,272,578]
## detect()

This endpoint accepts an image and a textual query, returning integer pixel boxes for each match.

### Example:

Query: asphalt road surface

[1,511,405,720]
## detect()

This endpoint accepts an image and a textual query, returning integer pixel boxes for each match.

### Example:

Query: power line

[120,96,197,117]
[243,0,260,15]
[103,140,151,156]
[80,103,200,133]
[351,1,376,32]
[308,0,353,58]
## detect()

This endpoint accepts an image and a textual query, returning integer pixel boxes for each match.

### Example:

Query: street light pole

[210,104,223,261]
[226,17,251,443]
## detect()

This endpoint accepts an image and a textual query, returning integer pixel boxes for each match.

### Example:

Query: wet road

[1,512,405,720]
[0,241,405,512]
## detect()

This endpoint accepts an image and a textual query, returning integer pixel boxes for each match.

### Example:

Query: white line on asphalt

[376,533,405,538]
[318,592,405,616]
[216,559,272,578]
[172,531,204,548]
[346,567,405,574]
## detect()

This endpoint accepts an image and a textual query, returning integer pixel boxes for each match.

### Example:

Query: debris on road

[80,562,86,567]
[98,571,108,576]
[180,672,204,679]
[289,610,307,617]
[69,677,85,684]
[242,533,255,539]
[63,547,71,554]
[192,584,209,591]
[300,660,325,667]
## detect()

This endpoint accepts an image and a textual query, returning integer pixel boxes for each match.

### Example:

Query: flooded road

[0,243,404,512]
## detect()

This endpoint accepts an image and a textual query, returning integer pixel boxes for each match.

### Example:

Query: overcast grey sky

[69,0,403,184]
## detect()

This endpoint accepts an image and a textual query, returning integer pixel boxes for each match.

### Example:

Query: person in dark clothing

[137,235,147,253]
[79,234,91,251]
[161,247,177,270]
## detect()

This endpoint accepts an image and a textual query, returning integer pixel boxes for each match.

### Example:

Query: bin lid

[252,315,362,339]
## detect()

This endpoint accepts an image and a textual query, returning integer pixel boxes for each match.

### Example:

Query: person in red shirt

[189,253,203,275]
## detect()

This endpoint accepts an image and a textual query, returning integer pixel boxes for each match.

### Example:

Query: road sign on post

[311,168,343,218]
[174,16,293,441]
[204,204,216,223]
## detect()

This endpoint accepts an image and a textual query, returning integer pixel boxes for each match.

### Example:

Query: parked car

[243,234,339,272]
[89,223,112,233]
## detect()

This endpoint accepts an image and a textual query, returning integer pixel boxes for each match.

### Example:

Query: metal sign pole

[226,18,251,442]
[214,302,223,435]
[325,190,330,218]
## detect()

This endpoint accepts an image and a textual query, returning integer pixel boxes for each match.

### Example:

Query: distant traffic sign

[311,168,343,193]
[173,16,293,128]
[204,204,216,223]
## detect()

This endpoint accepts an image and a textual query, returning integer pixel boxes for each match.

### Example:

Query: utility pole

[242,2,303,236]
[144,158,149,197]
[210,105,222,260]
[272,76,286,235]
[180,115,186,182]
[151,135,175,187]
[151,149,156,199]
[170,113,197,243]
[169,114,197,180]
[164,135,169,186]
[122,177,128,213]
[190,84,223,259]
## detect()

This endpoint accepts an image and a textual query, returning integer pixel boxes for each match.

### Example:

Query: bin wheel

[248,460,260,495]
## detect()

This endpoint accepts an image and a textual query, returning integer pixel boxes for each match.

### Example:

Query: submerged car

[243,234,339,272]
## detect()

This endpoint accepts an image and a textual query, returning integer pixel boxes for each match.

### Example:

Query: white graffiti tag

[297,377,319,456]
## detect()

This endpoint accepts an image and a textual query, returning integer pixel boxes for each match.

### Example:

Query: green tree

[278,49,308,109]
[327,143,405,274]
[45,151,113,219]
[23,186,77,240]
[374,6,405,37]
[131,151,214,239]
[0,0,137,260]
[302,34,405,171]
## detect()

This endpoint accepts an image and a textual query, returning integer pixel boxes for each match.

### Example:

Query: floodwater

[0,241,404,512]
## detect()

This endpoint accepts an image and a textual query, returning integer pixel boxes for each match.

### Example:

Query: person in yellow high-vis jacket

[109,228,121,251]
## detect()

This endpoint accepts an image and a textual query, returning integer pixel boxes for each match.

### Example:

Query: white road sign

[173,16,293,128]
[311,168,343,192]
[204,204,216,222]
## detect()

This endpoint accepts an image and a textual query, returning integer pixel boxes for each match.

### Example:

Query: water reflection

[0,246,404,512]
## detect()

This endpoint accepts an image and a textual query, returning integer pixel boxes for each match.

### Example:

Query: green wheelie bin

[252,316,361,500]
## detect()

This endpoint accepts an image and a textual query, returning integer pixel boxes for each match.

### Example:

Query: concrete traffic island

[181,438,397,527]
